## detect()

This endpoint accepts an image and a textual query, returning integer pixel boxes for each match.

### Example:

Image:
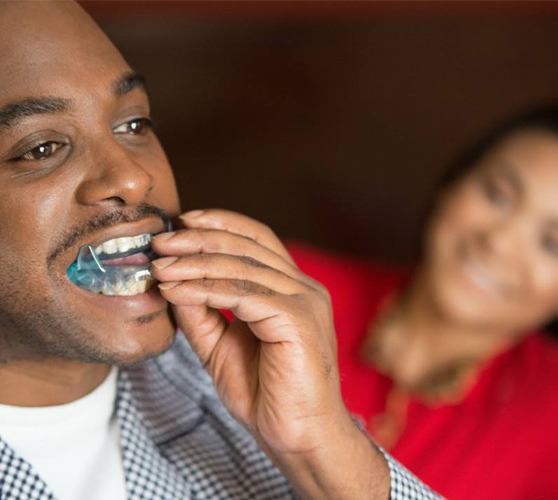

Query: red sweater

[289,243,558,500]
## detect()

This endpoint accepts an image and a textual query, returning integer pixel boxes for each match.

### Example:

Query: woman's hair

[428,104,558,339]
[436,104,558,194]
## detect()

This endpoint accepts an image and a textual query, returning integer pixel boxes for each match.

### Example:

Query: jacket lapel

[0,438,55,500]
[116,370,191,500]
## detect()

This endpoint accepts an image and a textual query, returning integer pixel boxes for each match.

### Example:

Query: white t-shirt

[0,367,127,500]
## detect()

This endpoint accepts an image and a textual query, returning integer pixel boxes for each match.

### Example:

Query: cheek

[421,187,496,324]
[426,189,472,258]
[0,192,61,259]
[0,202,58,329]
[427,183,495,258]
[147,154,181,216]
[0,175,78,287]
[522,263,558,320]
[155,169,181,216]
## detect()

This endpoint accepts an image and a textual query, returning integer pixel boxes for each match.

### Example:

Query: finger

[152,253,309,295]
[151,228,321,291]
[160,278,302,343]
[178,209,295,265]
[172,304,228,365]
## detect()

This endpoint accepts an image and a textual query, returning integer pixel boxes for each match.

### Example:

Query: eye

[542,233,558,257]
[16,141,67,161]
[113,117,153,136]
[481,176,512,208]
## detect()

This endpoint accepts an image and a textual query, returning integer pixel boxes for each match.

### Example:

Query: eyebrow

[114,71,148,97]
[0,97,70,131]
[497,161,523,195]
[0,71,148,132]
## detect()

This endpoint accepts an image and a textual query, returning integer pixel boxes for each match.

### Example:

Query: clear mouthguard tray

[67,221,172,296]
[67,244,154,296]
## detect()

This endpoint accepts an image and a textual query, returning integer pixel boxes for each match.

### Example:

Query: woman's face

[423,129,558,334]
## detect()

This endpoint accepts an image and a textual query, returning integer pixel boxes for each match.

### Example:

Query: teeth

[463,259,500,295]
[102,240,118,254]
[117,237,132,253]
[94,233,151,256]
[99,277,154,296]
[96,268,154,296]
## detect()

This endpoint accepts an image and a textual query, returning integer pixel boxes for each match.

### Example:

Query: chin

[92,311,177,366]
[430,272,509,330]
[436,288,486,324]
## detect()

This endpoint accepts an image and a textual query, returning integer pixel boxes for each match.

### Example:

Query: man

[0,1,438,499]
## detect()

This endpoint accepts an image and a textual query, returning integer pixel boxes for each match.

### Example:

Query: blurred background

[82,1,558,265]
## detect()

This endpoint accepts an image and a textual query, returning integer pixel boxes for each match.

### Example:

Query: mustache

[47,204,171,266]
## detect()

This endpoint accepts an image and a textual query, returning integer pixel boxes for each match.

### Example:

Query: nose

[75,140,154,208]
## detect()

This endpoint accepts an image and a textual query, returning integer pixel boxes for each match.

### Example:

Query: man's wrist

[268,411,390,500]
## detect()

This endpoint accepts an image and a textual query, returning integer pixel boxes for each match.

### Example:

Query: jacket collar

[116,370,192,499]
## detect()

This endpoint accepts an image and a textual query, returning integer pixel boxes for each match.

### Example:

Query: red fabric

[288,242,558,500]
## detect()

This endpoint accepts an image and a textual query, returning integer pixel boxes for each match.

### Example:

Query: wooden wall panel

[84,6,558,263]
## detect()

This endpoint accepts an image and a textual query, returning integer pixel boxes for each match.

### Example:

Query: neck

[364,270,515,400]
[0,358,111,407]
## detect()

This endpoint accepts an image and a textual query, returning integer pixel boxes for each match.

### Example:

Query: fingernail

[180,210,204,220]
[158,281,180,290]
[151,256,178,269]
[154,231,176,242]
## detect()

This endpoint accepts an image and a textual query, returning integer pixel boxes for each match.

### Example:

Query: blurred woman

[289,106,558,499]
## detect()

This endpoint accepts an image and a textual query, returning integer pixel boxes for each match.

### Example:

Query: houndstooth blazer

[0,335,440,500]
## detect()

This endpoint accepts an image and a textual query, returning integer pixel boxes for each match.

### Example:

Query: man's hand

[151,209,389,499]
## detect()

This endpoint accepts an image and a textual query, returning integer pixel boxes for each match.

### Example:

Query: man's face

[0,1,181,364]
